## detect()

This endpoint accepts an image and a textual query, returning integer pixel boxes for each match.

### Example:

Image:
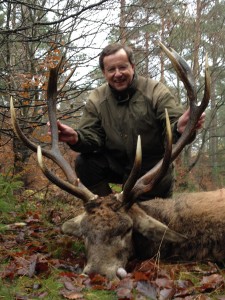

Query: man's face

[102,49,135,91]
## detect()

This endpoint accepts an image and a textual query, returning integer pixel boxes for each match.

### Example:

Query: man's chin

[113,84,128,91]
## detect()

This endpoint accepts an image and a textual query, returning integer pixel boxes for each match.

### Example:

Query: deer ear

[130,206,186,243]
[61,212,86,237]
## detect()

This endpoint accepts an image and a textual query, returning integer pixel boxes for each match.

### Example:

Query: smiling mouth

[114,80,126,84]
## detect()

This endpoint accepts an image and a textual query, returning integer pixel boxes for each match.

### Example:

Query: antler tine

[145,108,173,189]
[37,146,94,202]
[10,60,74,181]
[162,45,210,159]
[158,42,197,103]
[10,58,96,202]
[124,42,210,203]
[10,96,68,166]
[46,58,74,174]
[10,96,39,153]
[121,135,142,202]
[43,58,96,200]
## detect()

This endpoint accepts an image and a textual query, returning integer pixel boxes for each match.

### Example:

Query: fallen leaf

[116,287,132,299]
[136,281,157,299]
[155,277,174,289]
[133,271,149,281]
[64,280,76,291]
[159,287,175,300]
[62,291,84,299]
[199,274,225,292]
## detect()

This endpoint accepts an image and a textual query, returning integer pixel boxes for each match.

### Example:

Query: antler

[10,58,96,202]
[121,42,211,204]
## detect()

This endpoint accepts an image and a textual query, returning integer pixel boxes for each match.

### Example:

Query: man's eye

[119,66,127,71]
[107,68,115,73]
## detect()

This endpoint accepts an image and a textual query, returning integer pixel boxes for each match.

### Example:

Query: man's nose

[114,68,123,76]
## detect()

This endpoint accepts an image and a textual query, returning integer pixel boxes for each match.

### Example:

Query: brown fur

[137,189,225,261]
[62,189,225,278]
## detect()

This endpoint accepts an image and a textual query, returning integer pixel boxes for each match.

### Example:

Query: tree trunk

[209,63,218,188]
[120,0,126,44]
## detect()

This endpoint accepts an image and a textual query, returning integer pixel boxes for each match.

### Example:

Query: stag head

[10,43,210,279]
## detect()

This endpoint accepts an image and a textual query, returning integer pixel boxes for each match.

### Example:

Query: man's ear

[129,205,186,243]
[61,212,86,237]
[102,70,107,81]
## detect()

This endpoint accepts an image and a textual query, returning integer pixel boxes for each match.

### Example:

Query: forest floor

[0,188,225,300]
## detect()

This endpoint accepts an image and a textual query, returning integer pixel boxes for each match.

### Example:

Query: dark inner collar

[109,74,137,104]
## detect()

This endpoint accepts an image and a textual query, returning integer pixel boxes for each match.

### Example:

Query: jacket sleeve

[151,81,195,144]
[68,98,105,153]
[151,81,183,143]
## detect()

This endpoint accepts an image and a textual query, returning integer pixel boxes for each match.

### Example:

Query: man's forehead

[103,49,129,65]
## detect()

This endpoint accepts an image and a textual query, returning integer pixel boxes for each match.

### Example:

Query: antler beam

[10,59,96,202]
[122,42,210,204]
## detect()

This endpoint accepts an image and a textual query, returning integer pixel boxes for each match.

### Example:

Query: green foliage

[71,240,85,255]
[47,238,85,259]
[0,169,23,215]
[85,290,117,299]
[0,274,63,300]
[0,280,14,300]
[0,277,117,300]
[110,183,122,193]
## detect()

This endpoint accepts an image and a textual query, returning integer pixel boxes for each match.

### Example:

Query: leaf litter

[0,195,225,299]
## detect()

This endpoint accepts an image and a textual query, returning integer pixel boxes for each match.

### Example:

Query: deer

[10,42,222,281]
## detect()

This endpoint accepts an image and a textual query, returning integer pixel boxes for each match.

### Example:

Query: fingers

[47,120,78,144]
[47,121,51,135]
[56,120,64,129]
[47,120,63,134]
[195,112,205,129]
[177,109,205,134]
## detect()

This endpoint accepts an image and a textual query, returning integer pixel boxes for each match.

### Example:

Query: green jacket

[70,75,184,174]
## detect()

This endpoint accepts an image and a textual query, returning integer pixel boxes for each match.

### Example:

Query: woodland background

[1,0,225,193]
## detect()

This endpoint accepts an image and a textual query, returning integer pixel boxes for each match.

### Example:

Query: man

[49,43,205,199]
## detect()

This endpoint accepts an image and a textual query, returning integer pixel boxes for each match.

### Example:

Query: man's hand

[177,108,206,134]
[47,120,78,145]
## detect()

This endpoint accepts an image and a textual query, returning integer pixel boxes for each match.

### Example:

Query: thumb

[184,107,190,118]
[56,120,66,130]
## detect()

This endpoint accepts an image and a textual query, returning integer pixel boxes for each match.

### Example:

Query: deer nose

[116,267,127,279]
[83,264,119,280]
[83,264,92,275]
